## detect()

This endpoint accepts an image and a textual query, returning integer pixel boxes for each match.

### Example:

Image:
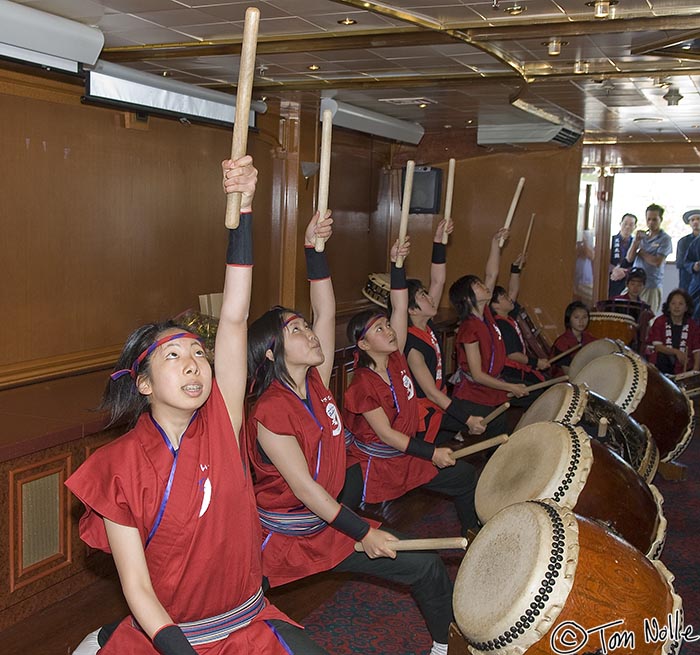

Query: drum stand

[657,460,688,481]
[448,622,469,655]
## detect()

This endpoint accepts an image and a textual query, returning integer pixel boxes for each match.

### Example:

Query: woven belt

[257,507,327,536]
[353,439,403,459]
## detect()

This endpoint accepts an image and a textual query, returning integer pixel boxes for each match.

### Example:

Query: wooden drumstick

[396,160,415,269]
[498,176,525,247]
[522,213,535,257]
[354,537,468,553]
[546,343,583,366]
[483,401,510,425]
[441,158,456,245]
[224,7,260,229]
[597,417,609,438]
[314,108,333,252]
[453,434,509,460]
[506,375,569,397]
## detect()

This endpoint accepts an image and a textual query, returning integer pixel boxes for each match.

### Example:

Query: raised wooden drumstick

[522,212,535,257]
[483,401,510,425]
[314,108,333,252]
[498,176,525,247]
[546,344,583,366]
[506,375,569,397]
[597,417,609,438]
[396,160,415,268]
[354,537,467,553]
[453,434,509,460]
[225,7,260,229]
[441,158,456,245]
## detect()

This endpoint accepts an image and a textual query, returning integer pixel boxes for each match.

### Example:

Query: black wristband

[432,242,447,264]
[390,262,407,290]
[226,212,253,265]
[510,263,522,274]
[153,625,197,655]
[330,505,371,541]
[304,245,330,280]
[528,355,538,368]
[405,437,436,461]
[445,400,470,425]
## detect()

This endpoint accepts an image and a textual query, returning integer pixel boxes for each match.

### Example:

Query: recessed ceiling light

[162,71,170,77]
[504,4,525,15]
[307,64,320,71]
[444,124,452,129]
[466,119,473,125]
[585,0,618,18]
[682,44,692,50]
[338,17,357,25]
[574,60,589,74]
[633,117,664,123]
[543,39,568,56]
[418,102,428,108]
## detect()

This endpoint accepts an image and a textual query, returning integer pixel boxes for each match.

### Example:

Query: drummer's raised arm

[427,219,451,305]
[484,228,509,292]
[305,209,335,387]
[390,237,411,353]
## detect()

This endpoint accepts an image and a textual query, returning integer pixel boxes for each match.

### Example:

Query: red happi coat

[453,306,509,406]
[646,315,700,374]
[248,367,379,587]
[550,329,597,377]
[65,382,292,654]
[343,351,437,503]
[407,324,445,443]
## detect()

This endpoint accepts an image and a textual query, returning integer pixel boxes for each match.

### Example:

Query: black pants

[340,456,478,535]
[438,397,508,442]
[330,529,453,644]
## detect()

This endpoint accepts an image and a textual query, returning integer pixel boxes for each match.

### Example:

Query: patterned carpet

[302,427,700,655]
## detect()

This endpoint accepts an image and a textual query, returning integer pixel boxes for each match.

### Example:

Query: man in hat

[626,203,673,314]
[681,209,700,318]
[676,209,700,291]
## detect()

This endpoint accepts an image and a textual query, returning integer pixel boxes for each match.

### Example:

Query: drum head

[569,338,625,379]
[454,500,579,655]
[572,352,647,413]
[475,422,592,524]
[515,382,586,431]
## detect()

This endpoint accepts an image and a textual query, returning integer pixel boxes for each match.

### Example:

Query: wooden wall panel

[393,145,583,338]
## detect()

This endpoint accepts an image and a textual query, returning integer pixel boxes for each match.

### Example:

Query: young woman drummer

[550,301,597,377]
[66,157,330,655]
[402,220,487,445]
[342,238,480,538]
[246,219,454,655]
[448,229,530,411]
[489,253,550,385]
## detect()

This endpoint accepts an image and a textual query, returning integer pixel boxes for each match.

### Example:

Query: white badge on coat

[402,373,415,400]
[325,401,342,437]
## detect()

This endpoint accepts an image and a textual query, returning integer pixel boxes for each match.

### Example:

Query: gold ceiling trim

[328,0,525,77]
[101,28,458,62]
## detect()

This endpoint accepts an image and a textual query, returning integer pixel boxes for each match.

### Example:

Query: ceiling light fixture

[338,17,357,25]
[543,39,567,56]
[573,60,589,74]
[585,0,618,19]
[307,64,320,71]
[504,4,525,15]
[418,102,428,108]
[491,0,500,9]
[663,86,684,106]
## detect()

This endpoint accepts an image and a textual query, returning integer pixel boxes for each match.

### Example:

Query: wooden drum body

[475,422,666,558]
[573,353,695,462]
[454,500,682,655]
[361,272,390,308]
[587,312,638,345]
[515,382,659,482]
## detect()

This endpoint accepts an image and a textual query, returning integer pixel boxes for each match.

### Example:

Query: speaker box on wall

[401,165,443,214]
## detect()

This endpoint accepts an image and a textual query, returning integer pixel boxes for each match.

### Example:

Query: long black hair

[102,319,187,429]
[247,306,300,398]
[347,308,387,369]
[662,288,694,321]
[449,275,481,321]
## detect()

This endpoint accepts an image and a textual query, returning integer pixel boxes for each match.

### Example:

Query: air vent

[378,97,437,106]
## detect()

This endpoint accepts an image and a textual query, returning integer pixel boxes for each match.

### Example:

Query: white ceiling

[7,0,700,142]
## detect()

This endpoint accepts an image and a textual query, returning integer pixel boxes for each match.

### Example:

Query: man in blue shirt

[625,203,672,314]
[676,210,700,291]
[681,209,700,319]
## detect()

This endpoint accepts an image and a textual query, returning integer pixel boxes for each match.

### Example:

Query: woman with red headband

[246,226,454,655]
[342,239,480,539]
[66,157,329,655]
